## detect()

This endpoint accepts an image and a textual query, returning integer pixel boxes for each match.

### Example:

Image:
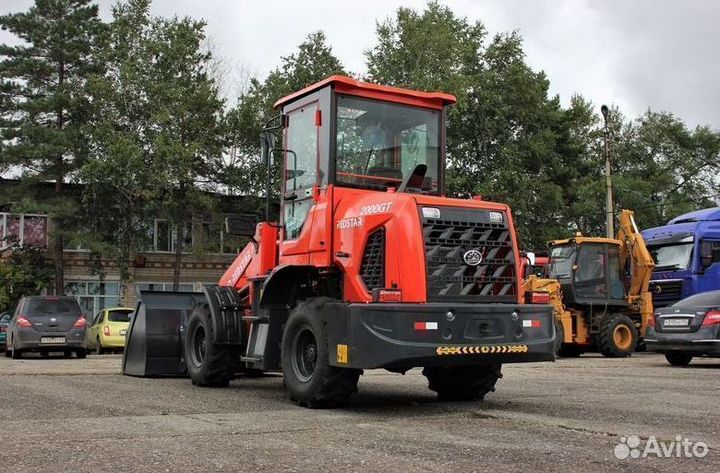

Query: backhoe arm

[616,209,655,298]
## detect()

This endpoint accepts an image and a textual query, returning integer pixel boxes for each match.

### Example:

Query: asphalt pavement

[0,352,717,472]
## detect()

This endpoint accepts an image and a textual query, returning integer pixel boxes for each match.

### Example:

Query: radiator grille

[421,207,517,302]
[360,228,385,290]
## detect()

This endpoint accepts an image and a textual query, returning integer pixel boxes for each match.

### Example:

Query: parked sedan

[85,307,133,354]
[4,296,87,359]
[0,312,11,350]
[646,290,720,366]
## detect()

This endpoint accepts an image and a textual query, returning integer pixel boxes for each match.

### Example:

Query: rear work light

[16,316,32,328]
[73,317,87,329]
[103,325,110,336]
[702,310,720,326]
[526,291,550,304]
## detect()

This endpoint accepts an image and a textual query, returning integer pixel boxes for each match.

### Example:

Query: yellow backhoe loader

[523,209,655,357]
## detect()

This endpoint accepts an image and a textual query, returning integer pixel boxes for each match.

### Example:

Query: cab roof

[274,75,457,110]
[667,207,720,224]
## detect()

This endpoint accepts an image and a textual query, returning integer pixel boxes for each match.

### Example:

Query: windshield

[335,95,441,193]
[548,245,576,280]
[648,243,693,271]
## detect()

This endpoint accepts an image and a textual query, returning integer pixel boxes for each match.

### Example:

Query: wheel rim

[191,325,207,367]
[613,324,633,350]
[292,325,318,383]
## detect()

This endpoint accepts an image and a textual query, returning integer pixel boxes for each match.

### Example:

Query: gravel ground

[0,352,718,472]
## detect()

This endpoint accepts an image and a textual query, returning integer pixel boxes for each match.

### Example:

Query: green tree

[81,0,224,289]
[365,2,593,248]
[0,0,103,294]
[0,244,53,312]
[223,31,345,205]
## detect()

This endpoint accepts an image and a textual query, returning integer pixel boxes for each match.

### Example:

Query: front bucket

[122,290,207,377]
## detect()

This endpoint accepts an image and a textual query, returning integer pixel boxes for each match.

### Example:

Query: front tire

[184,303,238,387]
[665,353,693,366]
[423,364,502,401]
[597,314,638,358]
[281,298,361,408]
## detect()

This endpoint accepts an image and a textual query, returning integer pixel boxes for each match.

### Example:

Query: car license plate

[663,318,689,327]
[40,336,66,344]
[120,329,127,336]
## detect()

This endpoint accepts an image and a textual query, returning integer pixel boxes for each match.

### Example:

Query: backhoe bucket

[122,290,207,377]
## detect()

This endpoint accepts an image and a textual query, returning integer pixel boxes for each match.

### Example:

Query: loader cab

[272,76,455,247]
[547,238,627,307]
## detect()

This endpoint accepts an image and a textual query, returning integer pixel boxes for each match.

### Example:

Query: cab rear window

[108,310,132,323]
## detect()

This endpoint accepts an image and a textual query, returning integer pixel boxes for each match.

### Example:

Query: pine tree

[0,0,103,293]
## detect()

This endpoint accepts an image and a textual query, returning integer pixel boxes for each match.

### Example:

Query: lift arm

[616,209,655,300]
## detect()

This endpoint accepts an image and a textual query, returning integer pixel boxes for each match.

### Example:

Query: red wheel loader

[123,76,556,407]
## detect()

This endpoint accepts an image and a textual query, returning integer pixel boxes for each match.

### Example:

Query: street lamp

[601,104,614,238]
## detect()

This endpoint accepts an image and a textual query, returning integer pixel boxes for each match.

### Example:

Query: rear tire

[184,303,238,387]
[597,314,638,358]
[76,349,87,359]
[11,346,22,359]
[665,353,693,366]
[423,364,502,401]
[281,297,361,408]
[95,337,104,355]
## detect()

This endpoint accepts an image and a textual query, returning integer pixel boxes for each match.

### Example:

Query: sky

[1,0,719,128]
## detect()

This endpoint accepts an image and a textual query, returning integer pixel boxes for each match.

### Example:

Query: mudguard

[122,290,206,377]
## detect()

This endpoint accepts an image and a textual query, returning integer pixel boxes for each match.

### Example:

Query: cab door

[279,100,319,263]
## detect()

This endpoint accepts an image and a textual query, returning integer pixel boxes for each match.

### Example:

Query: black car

[646,290,720,366]
[4,296,87,359]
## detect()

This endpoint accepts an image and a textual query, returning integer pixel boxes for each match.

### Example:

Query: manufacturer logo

[463,249,483,266]
[50,317,56,324]
[654,285,663,295]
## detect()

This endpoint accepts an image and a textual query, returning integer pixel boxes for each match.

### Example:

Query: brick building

[0,181,255,317]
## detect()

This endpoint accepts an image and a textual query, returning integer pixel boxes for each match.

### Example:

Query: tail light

[17,316,32,328]
[526,291,550,304]
[103,325,111,336]
[73,317,87,329]
[701,310,720,326]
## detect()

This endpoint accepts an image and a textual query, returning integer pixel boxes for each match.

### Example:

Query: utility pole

[601,105,614,238]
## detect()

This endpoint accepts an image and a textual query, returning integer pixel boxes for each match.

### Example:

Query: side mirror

[225,214,257,237]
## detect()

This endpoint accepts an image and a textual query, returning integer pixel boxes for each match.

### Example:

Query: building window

[148,218,237,255]
[65,281,121,317]
[152,220,195,253]
[0,213,48,249]
[136,282,195,292]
